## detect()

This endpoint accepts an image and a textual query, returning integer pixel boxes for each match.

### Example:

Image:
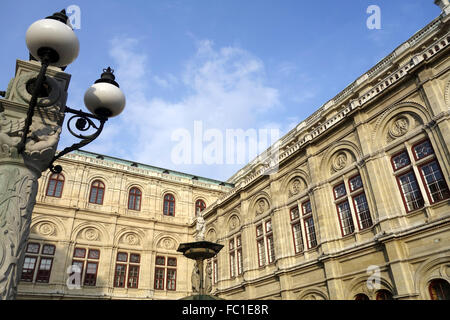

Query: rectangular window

[256,224,263,237]
[349,175,363,192]
[337,201,355,236]
[397,171,425,212]
[70,260,84,286]
[413,140,434,160]
[42,244,55,255]
[154,256,176,291]
[26,243,40,254]
[154,268,165,290]
[419,161,450,203]
[266,235,275,263]
[166,269,177,291]
[292,223,303,253]
[257,239,265,267]
[130,254,141,263]
[117,252,128,262]
[35,257,53,283]
[334,183,347,199]
[237,248,243,275]
[156,256,165,266]
[392,151,411,171]
[167,257,177,267]
[128,265,140,288]
[290,206,300,220]
[353,193,373,229]
[88,249,100,260]
[114,264,127,288]
[74,248,86,258]
[229,239,236,278]
[84,262,98,286]
[304,216,317,248]
[213,258,218,284]
[21,256,37,282]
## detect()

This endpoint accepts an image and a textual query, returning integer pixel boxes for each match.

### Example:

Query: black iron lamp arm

[48,106,108,174]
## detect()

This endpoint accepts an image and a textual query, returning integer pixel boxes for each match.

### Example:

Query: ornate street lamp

[22,9,125,173]
[0,9,125,300]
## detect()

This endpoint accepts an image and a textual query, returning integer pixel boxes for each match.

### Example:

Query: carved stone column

[0,59,71,299]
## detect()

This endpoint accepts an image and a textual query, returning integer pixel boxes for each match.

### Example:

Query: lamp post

[0,9,125,299]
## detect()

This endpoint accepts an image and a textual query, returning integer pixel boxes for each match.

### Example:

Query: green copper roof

[70,149,234,188]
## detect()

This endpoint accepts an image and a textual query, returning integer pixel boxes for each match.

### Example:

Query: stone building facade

[17,2,450,300]
[17,150,232,299]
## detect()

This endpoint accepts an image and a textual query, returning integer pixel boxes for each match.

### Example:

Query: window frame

[154,255,177,291]
[46,173,65,198]
[128,187,142,211]
[351,191,373,231]
[113,263,128,288]
[163,193,176,216]
[21,256,38,282]
[395,169,425,213]
[417,159,450,205]
[195,199,206,217]
[72,247,101,287]
[35,257,54,283]
[127,265,140,289]
[302,200,317,249]
[336,199,355,237]
[89,180,105,205]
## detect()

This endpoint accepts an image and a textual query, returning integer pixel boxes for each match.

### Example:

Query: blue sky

[0,1,442,181]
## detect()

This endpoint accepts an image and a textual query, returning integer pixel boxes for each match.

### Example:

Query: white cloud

[88,36,287,179]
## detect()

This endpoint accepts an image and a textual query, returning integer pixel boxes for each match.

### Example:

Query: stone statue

[191,262,200,293]
[195,213,206,241]
[205,262,212,294]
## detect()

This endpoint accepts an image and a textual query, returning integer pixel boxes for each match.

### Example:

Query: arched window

[195,199,206,217]
[46,173,64,198]
[89,180,105,205]
[428,279,450,300]
[376,290,394,300]
[128,187,142,211]
[354,293,369,300]
[163,194,175,216]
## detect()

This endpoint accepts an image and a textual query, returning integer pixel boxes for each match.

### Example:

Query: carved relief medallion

[389,116,409,138]
[288,178,303,197]
[125,233,139,245]
[332,152,347,172]
[83,228,100,241]
[228,215,240,231]
[38,222,56,237]
[255,199,267,215]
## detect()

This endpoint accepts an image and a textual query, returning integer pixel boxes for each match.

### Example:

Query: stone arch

[345,273,395,300]
[226,212,242,233]
[41,169,71,196]
[125,182,146,194]
[413,254,450,299]
[249,191,272,217]
[206,228,218,242]
[193,196,208,217]
[114,227,145,248]
[297,287,329,300]
[30,216,66,239]
[280,169,310,199]
[71,222,110,244]
[85,176,110,203]
[320,141,361,178]
[372,101,430,149]
[153,233,181,252]
[160,188,180,215]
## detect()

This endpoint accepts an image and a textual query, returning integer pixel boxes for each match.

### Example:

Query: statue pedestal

[177,241,223,299]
